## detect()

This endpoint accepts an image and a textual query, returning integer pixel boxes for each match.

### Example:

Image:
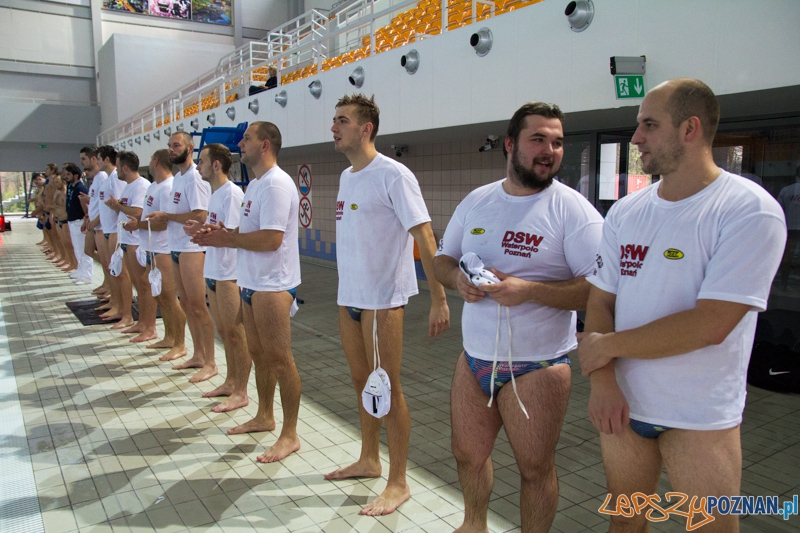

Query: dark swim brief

[120,243,128,253]
[629,419,673,439]
[171,251,181,264]
[465,351,571,399]
[240,286,297,306]
[346,307,364,322]
[205,278,217,292]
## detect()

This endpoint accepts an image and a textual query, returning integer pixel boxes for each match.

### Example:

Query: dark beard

[169,148,189,165]
[511,146,555,191]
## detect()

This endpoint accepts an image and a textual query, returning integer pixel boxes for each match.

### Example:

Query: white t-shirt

[336,153,431,308]
[438,180,603,361]
[99,168,125,234]
[777,181,800,230]
[588,172,786,430]
[117,176,150,245]
[205,181,245,281]
[236,166,301,292]
[166,164,211,252]
[140,177,173,254]
[88,170,108,229]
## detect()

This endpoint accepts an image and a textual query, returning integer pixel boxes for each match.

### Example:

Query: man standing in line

[124,150,187,359]
[97,146,130,324]
[61,162,92,284]
[106,151,156,342]
[434,102,603,533]
[148,132,215,382]
[80,146,110,297]
[185,143,249,412]
[578,79,786,532]
[193,122,302,461]
[324,94,450,516]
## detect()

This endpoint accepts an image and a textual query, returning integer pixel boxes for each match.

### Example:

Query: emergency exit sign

[615,75,645,99]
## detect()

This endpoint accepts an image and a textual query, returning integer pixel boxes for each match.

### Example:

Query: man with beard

[147,132,214,382]
[61,162,92,284]
[80,146,110,296]
[433,102,603,533]
[325,94,450,516]
[193,123,301,461]
[578,79,786,532]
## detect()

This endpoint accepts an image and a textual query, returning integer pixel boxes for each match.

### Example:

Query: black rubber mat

[65,300,140,326]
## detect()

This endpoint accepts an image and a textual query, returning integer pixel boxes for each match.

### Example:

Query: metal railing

[98,0,501,145]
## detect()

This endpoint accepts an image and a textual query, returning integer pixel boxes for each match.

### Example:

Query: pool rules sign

[298,164,312,228]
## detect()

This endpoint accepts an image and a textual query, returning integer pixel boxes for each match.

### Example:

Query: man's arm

[192,224,283,251]
[577,298,751,376]
[580,285,628,435]
[481,273,591,310]
[147,209,207,225]
[409,222,450,338]
[116,203,142,219]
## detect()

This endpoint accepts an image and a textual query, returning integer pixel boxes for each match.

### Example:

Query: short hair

[251,121,282,156]
[663,78,720,145]
[151,149,171,171]
[268,65,277,76]
[170,131,194,147]
[118,151,139,172]
[336,94,380,140]
[97,145,117,165]
[504,102,564,156]
[80,146,98,159]
[46,163,58,174]
[62,162,82,177]
[201,143,233,174]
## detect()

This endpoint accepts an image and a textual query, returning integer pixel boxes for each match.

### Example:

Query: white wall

[97,33,235,127]
[241,0,289,32]
[0,7,94,67]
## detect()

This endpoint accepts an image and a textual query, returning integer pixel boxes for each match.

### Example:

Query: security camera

[478,135,499,152]
[391,145,408,157]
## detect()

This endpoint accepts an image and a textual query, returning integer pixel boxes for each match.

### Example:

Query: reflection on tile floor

[2,218,799,532]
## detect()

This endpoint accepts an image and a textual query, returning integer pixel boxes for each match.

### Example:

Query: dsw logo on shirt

[209,212,218,225]
[243,201,253,216]
[620,244,649,277]
[335,201,344,221]
[501,231,544,258]
[173,192,181,204]
[146,196,154,207]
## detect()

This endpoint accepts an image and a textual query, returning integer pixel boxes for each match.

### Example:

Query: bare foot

[172,357,203,370]
[256,435,301,463]
[110,318,135,330]
[211,392,249,413]
[122,324,144,334]
[96,304,115,313]
[101,312,121,321]
[147,338,174,349]
[131,331,158,343]
[324,459,381,481]
[92,286,106,295]
[227,416,276,435]
[202,384,234,398]
[159,346,187,361]
[189,366,218,383]
[360,484,411,516]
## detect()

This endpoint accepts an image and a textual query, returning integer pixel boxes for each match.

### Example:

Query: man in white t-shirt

[184,143,249,413]
[96,146,131,326]
[777,166,800,290]
[148,132,215,383]
[434,102,603,533]
[324,94,450,516]
[81,147,110,294]
[194,122,302,462]
[106,151,154,341]
[578,79,786,532]
[125,150,187,360]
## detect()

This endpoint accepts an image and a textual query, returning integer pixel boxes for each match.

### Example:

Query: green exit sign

[615,75,645,99]
[39,144,47,149]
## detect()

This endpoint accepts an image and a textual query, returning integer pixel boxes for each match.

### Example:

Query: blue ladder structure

[191,121,249,186]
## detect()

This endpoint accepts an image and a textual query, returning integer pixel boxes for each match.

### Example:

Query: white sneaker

[69,271,80,279]
[74,278,91,285]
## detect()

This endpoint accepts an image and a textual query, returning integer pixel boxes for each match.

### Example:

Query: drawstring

[372,311,381,372]
[147,219,154,272]
[486,303,529,419]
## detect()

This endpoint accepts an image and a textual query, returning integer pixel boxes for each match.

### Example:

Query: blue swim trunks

[629,419,672,439]
[465,351,571,398]
[120,243,128,253]
[205,278,217,292]
[240,287,297,306]
[346,307,363,321]
[170,251,181,264]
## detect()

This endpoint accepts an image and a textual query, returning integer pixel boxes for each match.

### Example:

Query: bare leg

[248,291,301,462]
[106,234,134,329]
[171,252,216,380]
[451,352,502,533]
[151,253,187,359]
[228,302,276,435]
[205,280,251,413]
[326,308,411,516]
[123,246,158,343]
